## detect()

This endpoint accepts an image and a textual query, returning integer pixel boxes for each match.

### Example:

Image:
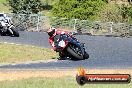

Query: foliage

[0,0,6,3]
[119,4,132,23]
[128,0,132,5]
[50,17,93,30]
[52,0,106,20]
[127,6,132,23]
[6,0,43,14]
[98,4,122,23]
[119,4,129,22]
[98,3,132,23]
[102,0,108,3]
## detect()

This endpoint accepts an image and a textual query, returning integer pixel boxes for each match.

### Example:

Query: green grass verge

[0,43,58,63]
[0,77,131,88]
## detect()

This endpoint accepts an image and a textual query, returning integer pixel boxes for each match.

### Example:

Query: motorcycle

[54,34,89,60]
[0,19,19,37]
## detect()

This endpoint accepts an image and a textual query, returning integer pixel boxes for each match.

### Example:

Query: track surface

[0,31,132,69]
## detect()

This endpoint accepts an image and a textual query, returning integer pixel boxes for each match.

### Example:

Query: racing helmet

[47,27,56,37]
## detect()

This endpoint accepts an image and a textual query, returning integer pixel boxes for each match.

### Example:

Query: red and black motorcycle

[54,34,89,60]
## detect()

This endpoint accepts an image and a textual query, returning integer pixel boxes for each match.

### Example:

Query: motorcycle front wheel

[10,27,19,37]
[84,51,89,59]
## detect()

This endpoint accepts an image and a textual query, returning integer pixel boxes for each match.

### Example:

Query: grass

[0,77,131,88]
[0,43,58,63]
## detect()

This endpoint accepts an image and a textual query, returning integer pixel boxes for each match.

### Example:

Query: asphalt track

[0,31,132,69]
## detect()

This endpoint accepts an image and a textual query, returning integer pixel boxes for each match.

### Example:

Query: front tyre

[84,51,89,59]
[11,27,19,37]
[67,46,84,60]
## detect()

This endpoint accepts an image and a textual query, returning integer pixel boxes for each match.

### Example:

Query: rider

[0,13,13,27]
[47,27,68,48]
[47,27,72,59]
[3,14,13,25]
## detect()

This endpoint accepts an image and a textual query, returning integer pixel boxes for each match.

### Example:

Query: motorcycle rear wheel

[0,28,7,36]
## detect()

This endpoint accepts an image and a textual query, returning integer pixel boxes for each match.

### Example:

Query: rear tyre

[0,31,5,36]
[67,46,84,60]
[0,28,6,36]
[11,27,19,37]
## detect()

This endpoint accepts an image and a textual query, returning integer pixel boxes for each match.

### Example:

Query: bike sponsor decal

[76,67,131,85]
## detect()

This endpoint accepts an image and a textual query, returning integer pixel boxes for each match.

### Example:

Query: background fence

[7,13,132,37]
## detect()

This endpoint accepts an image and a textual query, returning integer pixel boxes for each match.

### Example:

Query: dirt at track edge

[0,69,132,81]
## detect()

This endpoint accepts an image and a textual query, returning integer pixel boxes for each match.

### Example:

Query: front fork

[79,43,85,56]
[8,25,14,34]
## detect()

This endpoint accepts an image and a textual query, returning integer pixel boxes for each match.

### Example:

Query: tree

[127,6,132,23]
[7,0,43,14]
[52,0,106,20]
[99,4,122,22]
[102,0,108,3]
[128,0,132,5]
